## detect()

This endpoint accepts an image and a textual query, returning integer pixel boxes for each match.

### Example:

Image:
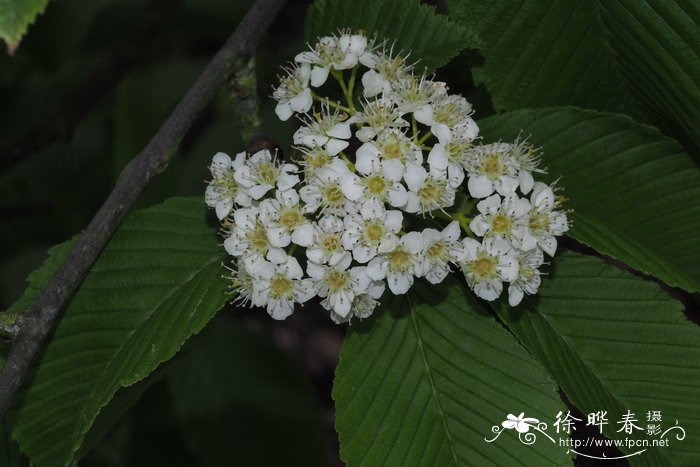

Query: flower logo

[502,412,540,433]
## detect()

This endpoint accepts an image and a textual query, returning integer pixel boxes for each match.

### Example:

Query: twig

[0,0,288,420]
[227,56,264,145]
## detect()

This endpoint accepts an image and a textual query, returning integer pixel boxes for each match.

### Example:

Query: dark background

[0,0,659,465]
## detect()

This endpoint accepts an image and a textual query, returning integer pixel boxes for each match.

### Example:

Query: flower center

[327,270,349,293]
[470,257,497,279]
[220,177,239,196]
[249,224,269,252]
[427,242,446,260]
[378,55,406,81]
[323,184,344,204]
[258,162,278,185]
[418,180,442,203]
[491,213,513,235]
[480,154,504,179]
[520,263,535,280]
[279,208,302,230]
[270,275,293,299]
[529,212,550,233]
[388,247,411,272]
[446,141,470,164]
[304,150,330,169]
[382,141,402,159]
[434,104,454,125]
[366,175,386,194]
[322,233,341,252]
[365,222,385,242]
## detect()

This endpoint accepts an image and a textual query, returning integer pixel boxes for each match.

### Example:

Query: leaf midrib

[408,295,459,466]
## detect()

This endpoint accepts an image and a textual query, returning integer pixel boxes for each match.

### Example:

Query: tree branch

[0,0,288,420]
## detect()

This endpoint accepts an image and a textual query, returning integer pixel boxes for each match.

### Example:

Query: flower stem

[453,212,476,238]
[417,131,432,146]
[429,209,476,238]
[339,151,356,172]
[412,117,419,144]
[346,66,358,111]
[331,69,354,111]
[311,92,353,114]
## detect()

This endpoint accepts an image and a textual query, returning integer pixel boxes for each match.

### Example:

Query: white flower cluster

[205,31,570,323]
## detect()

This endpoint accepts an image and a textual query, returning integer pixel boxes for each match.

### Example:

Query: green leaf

[305,0,479,70]
[334,279,572,466]
[0,0,50,54]
[493,251,700,466]
[8,197,228,467]
[597,0,700,159]
[447,0,631,113]
[479,106,700,293]
[168,316,330,467]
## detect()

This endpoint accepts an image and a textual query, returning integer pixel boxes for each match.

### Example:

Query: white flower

[342,198,403,263]
[352,97,408,142]
[507,139,542,195]
[508,249,544,306]
[361,69,392,98]
[306,215,347,266]
[403,164,456,214]
[338,32,370,63]
[205,151,252,219]
[360,46,411,97]
[295,36,341,87]
[520,182,570,256]
[206,30,571,322]
[259,189,313,248]
[225,258,255,306]
[299,159,355,216]
[331,279,386,324]
[469,193,531,246]
[353,279,385,317]
[272,63,313,121]
[298,146,334,178]
[234,149,299,200]
[460,237,519,301]
[465,142,533,199]
[251,256,315,320]
[420,221,466,284]
[357,128,422,175]
[414,94,478,145]
[295,32,370,87]
[427,140,472,189]
[293,106,352,155]
[307,253,371,318]
[224,207,287,271]
[389,74,447,114]
[367,232,424,295]
[340,145,407,207]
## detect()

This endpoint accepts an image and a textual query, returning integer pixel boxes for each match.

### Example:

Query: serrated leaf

[493,251,700,466]
[447,0,632,113]
[597,0,700,159]
[479,106,700,293]
[305,0,479,71]
[0,0,50,54]
[334,279,572,466]
[168,316,330,467]
[7,197,227,467]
